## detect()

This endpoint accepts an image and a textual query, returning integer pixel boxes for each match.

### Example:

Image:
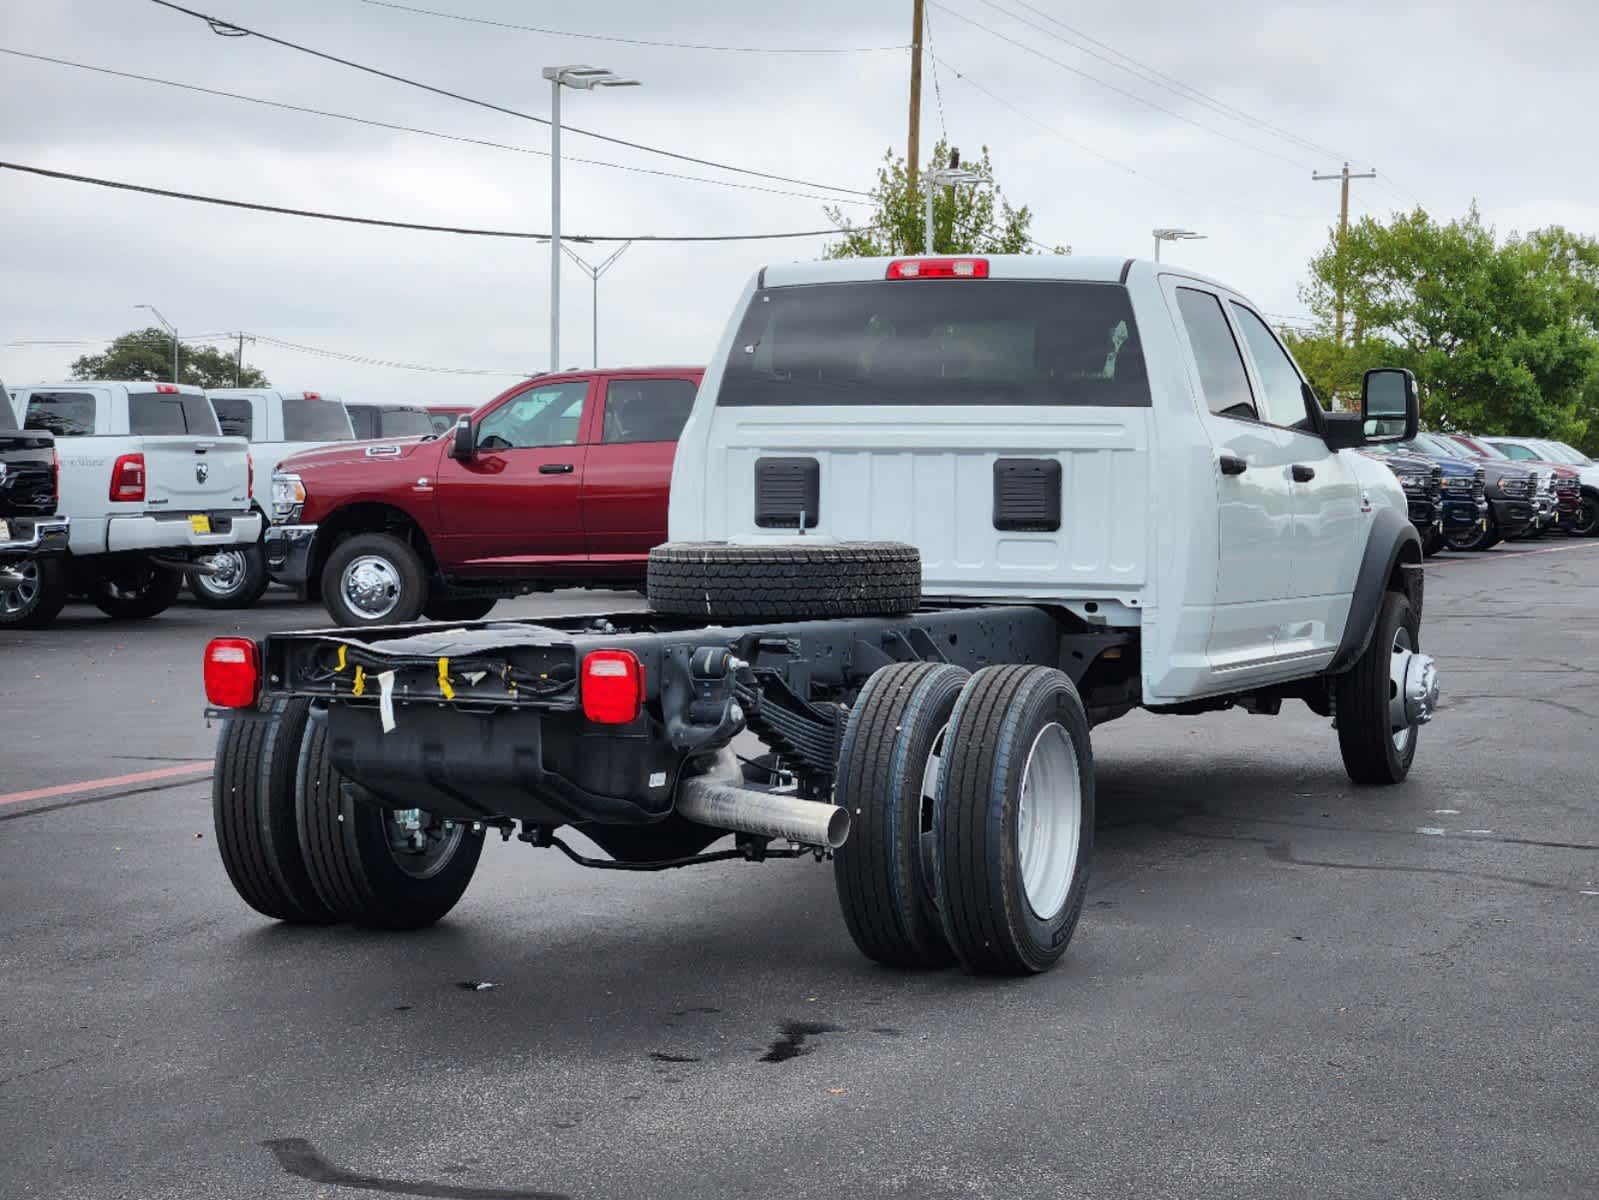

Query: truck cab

[6,381,261,621]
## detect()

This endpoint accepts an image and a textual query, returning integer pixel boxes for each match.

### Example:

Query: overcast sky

[3,0,1596,405]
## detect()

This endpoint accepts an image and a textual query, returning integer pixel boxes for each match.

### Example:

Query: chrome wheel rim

[196,549,246,596]
[1575,498,1599,537]
[385,808,464,879]
[0,560,39,615]
[1388,626,1416,754]
[341,555,402,619]
[1016,722,1081,921]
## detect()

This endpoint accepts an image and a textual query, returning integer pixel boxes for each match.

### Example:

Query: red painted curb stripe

[0,761,212,807]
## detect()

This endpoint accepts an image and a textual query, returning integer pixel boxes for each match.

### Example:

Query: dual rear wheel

[834,662,1094,975]
[213,699,482,928]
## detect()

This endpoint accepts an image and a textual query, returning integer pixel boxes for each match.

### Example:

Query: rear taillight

[204,637,260,708]
[886,257,989,280]
[302,391,321,401]
[51,446,60,495]
[581,649,644,724]
[156,383,179,394]
[247,452,254,497]
[109,453,146,502]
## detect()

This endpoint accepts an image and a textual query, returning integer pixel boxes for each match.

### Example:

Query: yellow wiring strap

[437,657,455,700]
[335,644,347,673]
[351,665,365,697]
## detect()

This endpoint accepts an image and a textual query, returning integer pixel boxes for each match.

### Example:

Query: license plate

[0,519,10,542]
[189,514,212,535]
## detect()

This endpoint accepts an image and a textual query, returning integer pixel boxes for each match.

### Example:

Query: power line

[931,2,1316,172]
[985,0,1355,164]
[0,160,873,242]
[0,49,868,207]
[249,333,530,376]
[144,0,870,197]
[362,0,909,54]
[932,55,1323,223]
[923,3,950,142]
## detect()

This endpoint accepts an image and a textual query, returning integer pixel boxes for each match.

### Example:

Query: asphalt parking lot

[3,545,1598,1200]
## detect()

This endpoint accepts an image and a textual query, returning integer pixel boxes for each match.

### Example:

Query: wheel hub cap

[1387,629,1439,751]
[200,550,245,592]
[1016,722,1081,921]
[383,807,463,879]
[0,560,39,614]
[342,555,402,618]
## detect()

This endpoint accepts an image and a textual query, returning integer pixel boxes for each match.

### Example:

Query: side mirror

[1361,367,1419,444]
[448,417,475,461]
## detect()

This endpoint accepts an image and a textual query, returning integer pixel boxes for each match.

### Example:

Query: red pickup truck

[265,367,702,625]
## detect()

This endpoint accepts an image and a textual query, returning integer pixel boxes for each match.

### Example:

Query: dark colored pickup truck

[1405,432,1533,550]
[1362,447,1444,553]
[0,379,70,628]
[266,367,702,626]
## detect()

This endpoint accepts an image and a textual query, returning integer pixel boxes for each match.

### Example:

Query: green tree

[1300,207,1599,446]
[824,141,1065,259]
[70,328,268,389]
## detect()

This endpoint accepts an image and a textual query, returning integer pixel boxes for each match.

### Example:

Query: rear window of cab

[718,280,1150,408]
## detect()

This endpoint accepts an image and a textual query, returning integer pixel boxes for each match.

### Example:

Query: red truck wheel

[320,533,428,626]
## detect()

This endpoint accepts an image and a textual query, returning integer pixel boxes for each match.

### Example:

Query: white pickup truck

[203,254,1439,977]
[6,381,261,619]
[199,389,356,607]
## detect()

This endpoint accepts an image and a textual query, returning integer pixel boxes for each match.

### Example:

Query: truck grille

[1472,468,1485,500]
[1426,466,1442,504]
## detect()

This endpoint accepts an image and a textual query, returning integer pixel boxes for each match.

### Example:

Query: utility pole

[1312,161,1376,344]
[235,331,244,387]
[906,0,924,252]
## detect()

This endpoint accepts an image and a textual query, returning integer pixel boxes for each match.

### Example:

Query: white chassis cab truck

[7,381,261,620]
[203,255,1438,975]
[199,389,356,608]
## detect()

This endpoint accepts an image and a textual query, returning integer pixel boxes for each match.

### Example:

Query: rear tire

[1572,491,1599,537]
[212,699,336,924]
[0,556,69,629]
[90,561,182,619]
[1334,590,1421,785]
[296,719,483,929]
[647,541,921,620]
[320,532,428,627]
[934,665,1094,975]
[422,596,497,622]
[833,662,969,968]
[189,544,270,609]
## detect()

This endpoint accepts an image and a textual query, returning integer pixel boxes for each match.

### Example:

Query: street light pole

[541,65,639,373]
[134,304,179,383]
[921,157,983,255]
[562,241,633,368]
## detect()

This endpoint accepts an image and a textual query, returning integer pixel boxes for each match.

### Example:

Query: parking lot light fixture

[1152,228,1206,263]
[542,65,640,372]
[134,303,179,382]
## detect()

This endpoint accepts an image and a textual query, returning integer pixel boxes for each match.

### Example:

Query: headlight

[271,472,306,521]
[1440,476,1473,492]
[1399,475,1426,493]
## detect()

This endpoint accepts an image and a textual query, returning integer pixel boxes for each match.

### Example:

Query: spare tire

[647,541,921,620]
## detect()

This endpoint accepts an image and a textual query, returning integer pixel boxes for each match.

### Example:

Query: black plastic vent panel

[754,457,820,529]
[993,458,1062,532]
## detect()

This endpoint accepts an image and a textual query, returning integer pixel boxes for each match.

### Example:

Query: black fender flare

[1327,506,1424,674]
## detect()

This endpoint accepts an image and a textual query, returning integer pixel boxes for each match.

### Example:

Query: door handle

[1291,464,1316,482]
[538,463,575,474]
[1218,453,1248,476]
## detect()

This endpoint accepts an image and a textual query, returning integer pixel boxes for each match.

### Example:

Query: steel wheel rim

[1016,722,1081,921]
[1388,626,1416,754]
[918,725,948,900]
[341,554,402,619]
[196,550,246,597]
[385,808,464,879]
[0,560,39,615]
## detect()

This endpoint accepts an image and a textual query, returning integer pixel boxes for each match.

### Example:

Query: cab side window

[1231,305,1314,431]
[24,391,98,436]
[476,382,588,451]
[600,378,697,445]
[1175,289,1256,420]
[1496,443,1538,461]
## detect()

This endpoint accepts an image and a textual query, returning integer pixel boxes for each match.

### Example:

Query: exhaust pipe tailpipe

[676,776,850,849]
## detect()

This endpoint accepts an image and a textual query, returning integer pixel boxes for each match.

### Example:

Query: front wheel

[90,561,183,619]
[1571,492,1599,538]
[933,665,1094,975]
[296,720,483,929]
[1421,528,1445,557]
[189,544,271,609]
[320,532,428,626]
[0,556,70,629]
[1333,590,1436,785]
[1445,510,1496,552]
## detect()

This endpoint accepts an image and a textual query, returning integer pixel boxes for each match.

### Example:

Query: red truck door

[581,374,700,572]
[432,377,593,575]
